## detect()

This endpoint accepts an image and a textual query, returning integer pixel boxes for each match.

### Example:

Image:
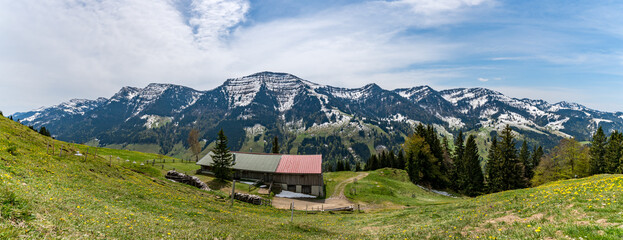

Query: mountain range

[12,72,623,167]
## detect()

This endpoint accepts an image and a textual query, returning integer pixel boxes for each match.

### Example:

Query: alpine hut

[197,152,324,197]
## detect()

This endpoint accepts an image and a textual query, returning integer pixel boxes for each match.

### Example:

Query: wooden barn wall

[272,174,323,186]
[201,166,323,186]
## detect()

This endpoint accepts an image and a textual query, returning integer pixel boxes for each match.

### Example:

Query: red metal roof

[275,154,322,174]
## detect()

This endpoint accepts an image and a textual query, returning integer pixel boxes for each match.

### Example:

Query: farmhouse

[197,152,324,197]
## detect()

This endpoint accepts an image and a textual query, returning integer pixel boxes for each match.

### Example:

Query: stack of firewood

[165,170,210,191]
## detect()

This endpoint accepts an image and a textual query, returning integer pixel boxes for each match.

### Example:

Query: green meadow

[2,116,623,239]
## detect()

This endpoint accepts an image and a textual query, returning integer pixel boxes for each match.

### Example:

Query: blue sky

[1,0,622,114]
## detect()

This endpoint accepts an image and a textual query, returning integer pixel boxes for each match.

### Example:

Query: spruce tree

[499,125,524,190]
[355,161,361,172]
[589,126,607,175]
[605,131,622,173]
[38,126,51,137]
[453,131,466,191]
[336,160,344,171]
[442,137,457,190]
[271,136,280,154]
[396,151,406,170]
[463,135,484,196]
[388,151,396,169]
[519,141,532,181]
[210,129,234,180]
[532,146,544,171]
[486,138,502,193]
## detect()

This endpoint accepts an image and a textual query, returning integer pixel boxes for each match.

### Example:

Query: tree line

[531,126,623,185]
[360,124,544,196]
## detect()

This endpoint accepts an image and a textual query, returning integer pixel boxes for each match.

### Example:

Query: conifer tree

[38,126,51,137]
[453,131,466,190]
[463,135,484,196]
[355,161,361,172]
[442,137,457,190]
[396,150,406,170]
[366,155,378,171]
[589,126,607,174]
[388,151,396,169]
[499,125,524,190]
[486,138,502,193]
[271,136,280,154]
[519,141,533,181]
[605,131,622,173]
[532,146,544,171]
[336,160,344,171]
[210,129,234,180]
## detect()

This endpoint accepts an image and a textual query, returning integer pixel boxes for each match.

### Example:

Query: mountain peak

[223,71,315,111]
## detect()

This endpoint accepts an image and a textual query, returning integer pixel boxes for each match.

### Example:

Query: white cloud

[0,0,493,114]
[189,0,249,47]
[478,77,489,82]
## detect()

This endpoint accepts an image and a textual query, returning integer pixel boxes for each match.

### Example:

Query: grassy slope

[344,168,459,207]
[0,117,351,239]
[2,116,623,239]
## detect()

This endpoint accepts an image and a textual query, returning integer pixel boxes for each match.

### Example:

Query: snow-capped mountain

[12,72,623,162]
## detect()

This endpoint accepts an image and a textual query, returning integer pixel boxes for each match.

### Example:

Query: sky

[1,0,623,114]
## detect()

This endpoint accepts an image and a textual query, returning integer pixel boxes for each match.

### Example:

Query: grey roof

[197,152,282,173]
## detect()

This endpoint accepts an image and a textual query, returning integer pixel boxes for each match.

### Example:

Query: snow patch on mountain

[141,115,173,129]
[592,118,613,126]
[545,117,569,131]
[441,89,475,104]
[394,86,433,102]
[244,124,265,136]
[224,72,310,112]
[439,115,465,129]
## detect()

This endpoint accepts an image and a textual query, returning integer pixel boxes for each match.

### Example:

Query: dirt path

[272,172,369,210]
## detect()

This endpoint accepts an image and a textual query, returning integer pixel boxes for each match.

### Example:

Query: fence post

[109,155,112,167]
[290,202,294,222]
[59,146,63,157]
[231,180,236,207]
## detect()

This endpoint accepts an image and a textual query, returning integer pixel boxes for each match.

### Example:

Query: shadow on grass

[206,178,229,190]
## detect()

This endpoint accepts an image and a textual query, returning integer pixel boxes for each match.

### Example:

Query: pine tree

[589,126,607,175]
[442,137,457,190]
[605,131,622,173]
[388,151,396,169]
[499,125,524,190]
[453,131,465,191]
[519,141,532,182]
[532,146,544,171]
[355,161,361,172]
[396,151,406,170]
[344,160,351,171]
[210,129,234,180]
[463,135,484,196]
[336,160,344,171]
[271,136,280,154]
[38,126,51,137]
[486,138,502,193]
